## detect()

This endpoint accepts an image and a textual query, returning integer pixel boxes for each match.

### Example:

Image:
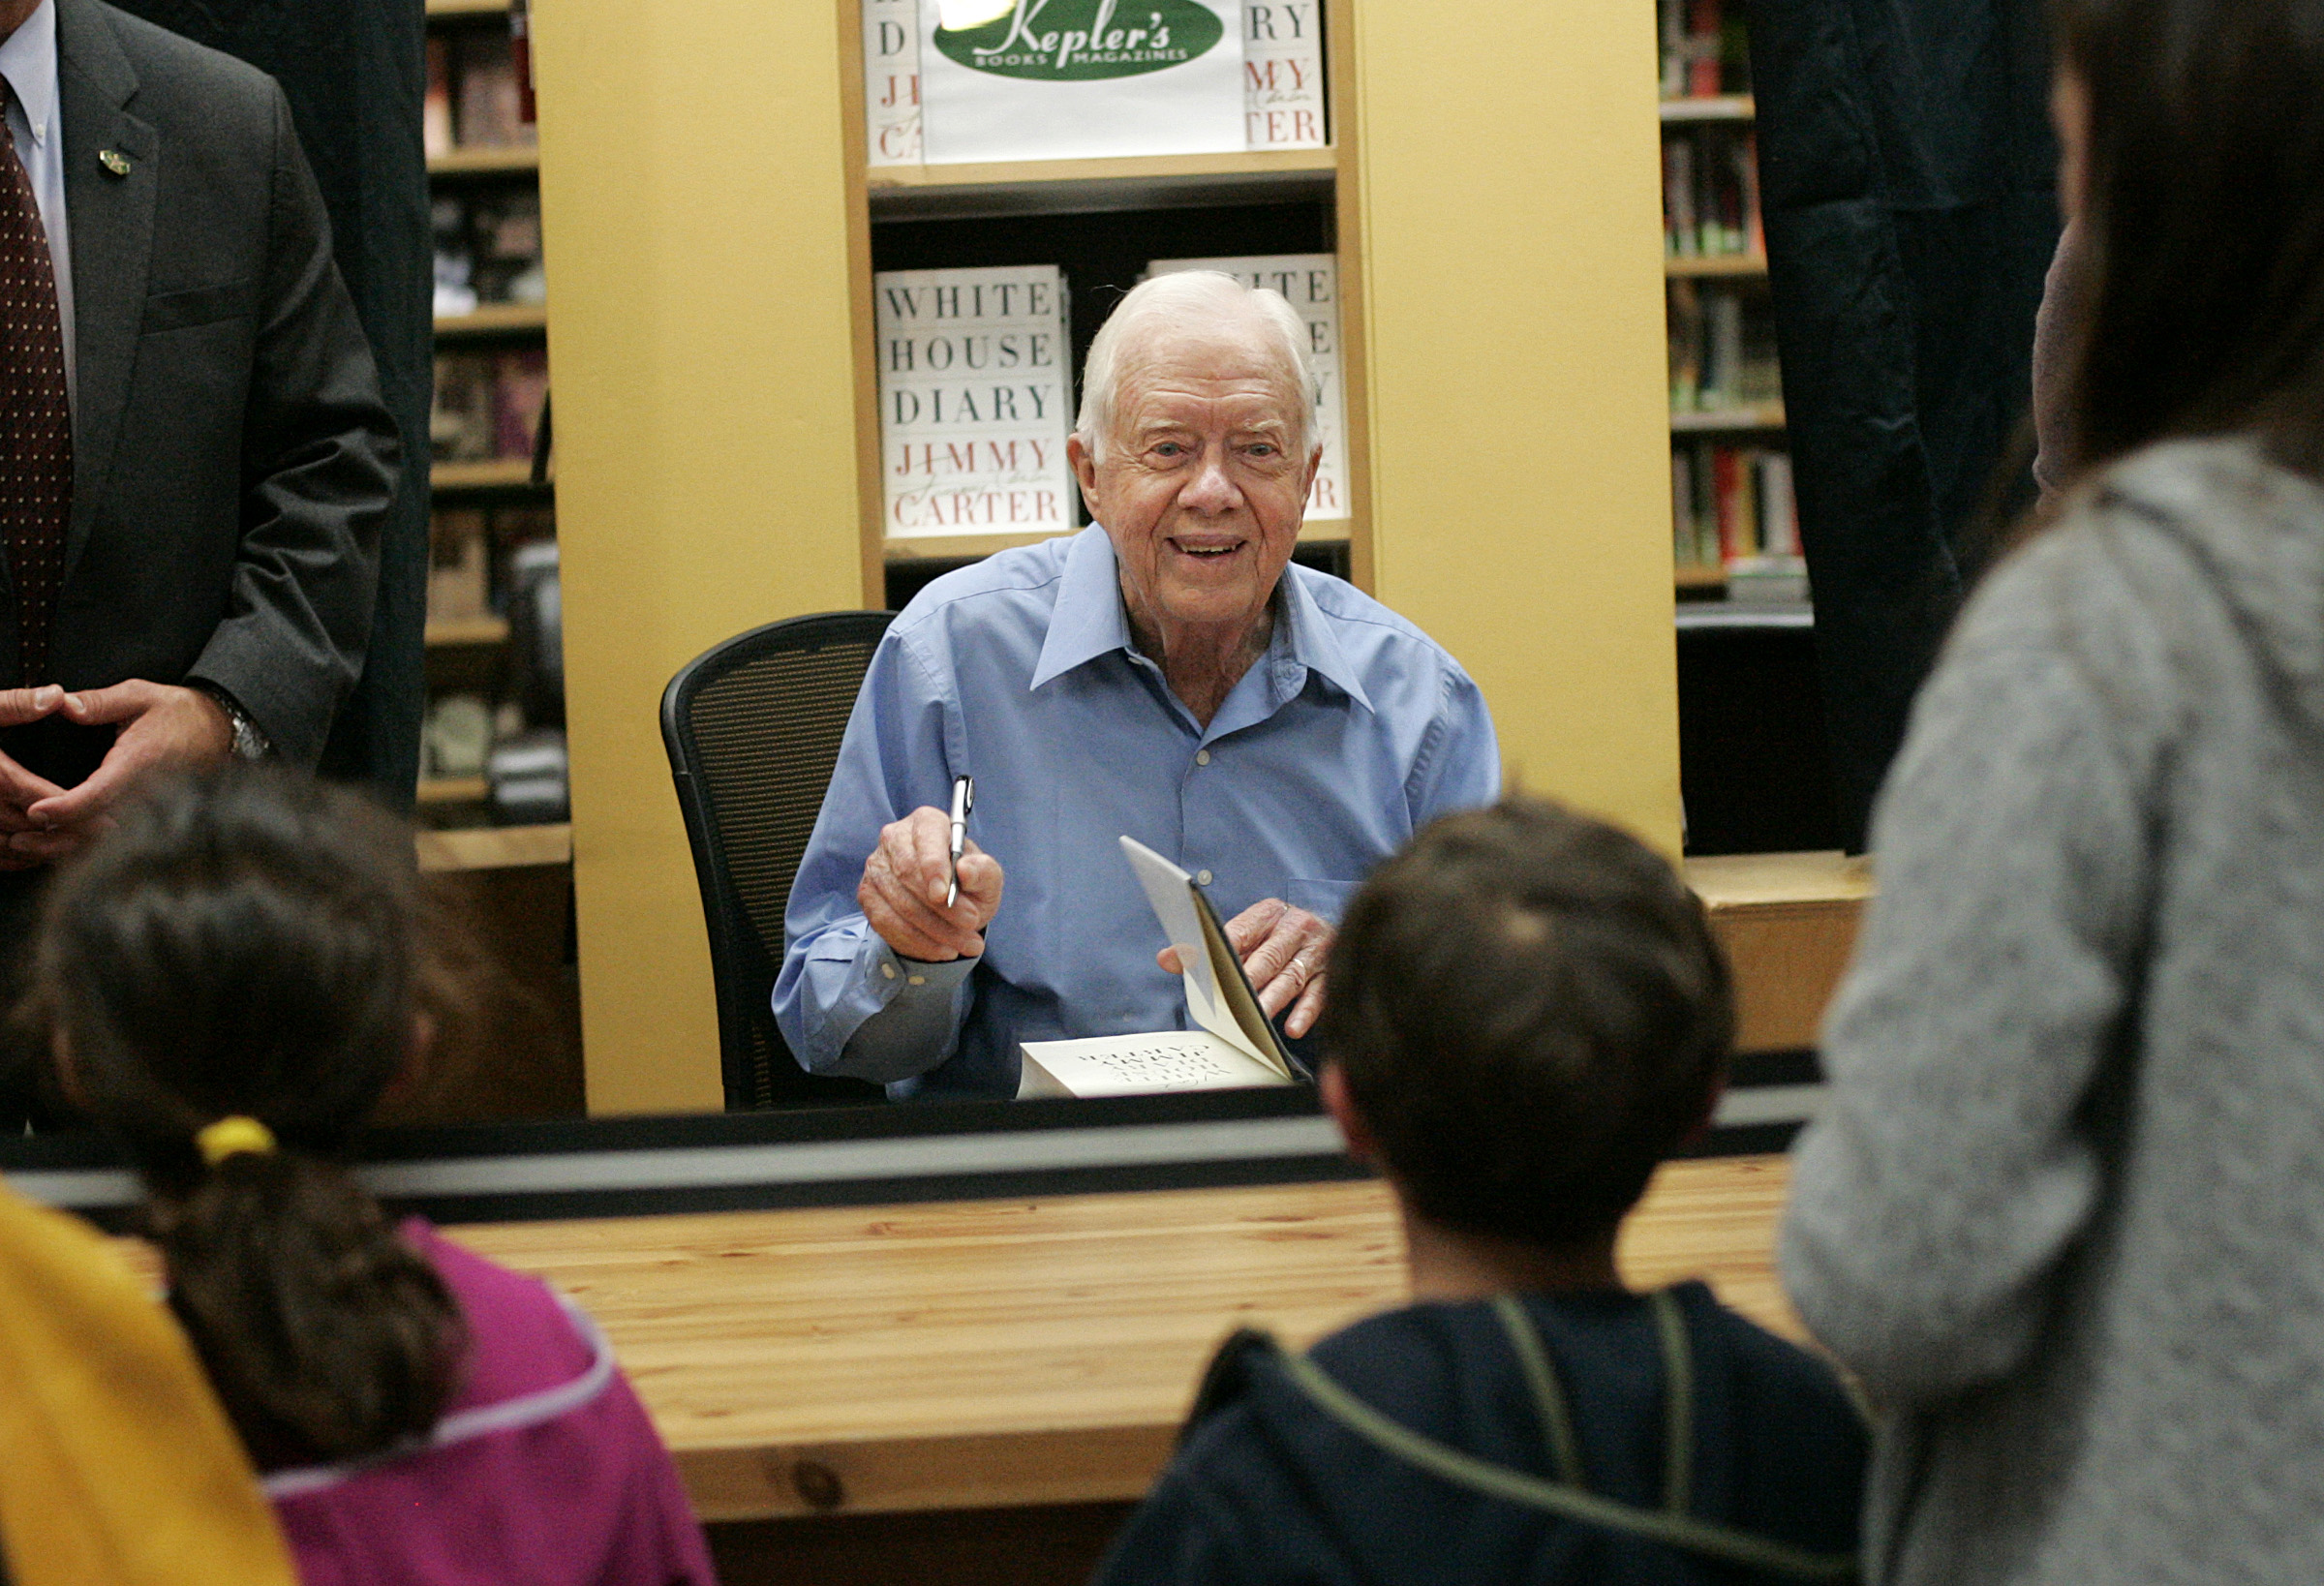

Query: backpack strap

[1265,1296,1859,1583]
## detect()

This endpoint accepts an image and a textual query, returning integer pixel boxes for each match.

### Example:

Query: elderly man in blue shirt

[776,271,1500,1099]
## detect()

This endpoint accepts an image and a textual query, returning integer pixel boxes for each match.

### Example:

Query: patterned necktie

[0,80,71,685]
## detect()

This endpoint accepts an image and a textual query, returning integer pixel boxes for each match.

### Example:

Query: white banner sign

[919,0,1244,164]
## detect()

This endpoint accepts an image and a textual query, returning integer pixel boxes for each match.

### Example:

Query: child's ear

[378,1013,437,1111]
[1675,1072,1728,1150]
[1319,1062,1379,1166]
[49,1031,87,1111]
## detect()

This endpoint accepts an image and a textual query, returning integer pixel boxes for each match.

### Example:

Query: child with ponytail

[46,766,717,1586]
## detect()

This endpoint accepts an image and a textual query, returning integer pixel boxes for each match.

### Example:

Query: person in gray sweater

[1781,0,2324,1580]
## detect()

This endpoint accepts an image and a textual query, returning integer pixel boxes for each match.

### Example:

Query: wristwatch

[192,682,271,761]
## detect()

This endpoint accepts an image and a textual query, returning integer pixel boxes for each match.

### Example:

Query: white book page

[1019,1031,1288,1098]
[1117,835,1281,1071]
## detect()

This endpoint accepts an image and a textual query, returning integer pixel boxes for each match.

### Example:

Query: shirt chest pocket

[1287,877,1358,925]
[141,279,256,333]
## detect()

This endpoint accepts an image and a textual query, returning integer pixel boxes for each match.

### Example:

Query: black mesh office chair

[661,611,897,1110]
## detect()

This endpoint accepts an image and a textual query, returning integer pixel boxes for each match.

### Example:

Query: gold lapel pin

[98,149,130,176]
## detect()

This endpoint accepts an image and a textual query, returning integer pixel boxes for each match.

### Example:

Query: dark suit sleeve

[183,81,396,768]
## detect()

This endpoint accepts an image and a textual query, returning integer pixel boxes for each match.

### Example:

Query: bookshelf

[425,614,513,647]
[1660,94,1754,122]
[424,0,560,830]
[436,302,551,337]
[429,146,541,178]
[1671,400,1784,433]
[431,457,539,492]
[1667,255,1765,279]
[1661,10,1796,601]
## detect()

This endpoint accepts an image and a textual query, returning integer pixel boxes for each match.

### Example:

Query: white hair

[1074,271,1318,462]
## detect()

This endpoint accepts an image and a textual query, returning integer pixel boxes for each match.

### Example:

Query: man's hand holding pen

[860,804,1003,963]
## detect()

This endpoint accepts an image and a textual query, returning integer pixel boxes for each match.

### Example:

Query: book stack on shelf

[424,0,562,827]
[856,0,1354,598]
[1658,0,1802,601]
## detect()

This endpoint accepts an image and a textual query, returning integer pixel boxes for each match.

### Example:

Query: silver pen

[944,775,974,908]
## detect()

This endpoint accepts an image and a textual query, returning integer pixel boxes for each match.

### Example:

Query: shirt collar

[1027,525,1374,714]
[0,0,59,150]
[1028,527,1134,689]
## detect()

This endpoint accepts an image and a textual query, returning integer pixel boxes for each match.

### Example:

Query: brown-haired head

[1316,797,1733,1253]
[41,764,472,1470]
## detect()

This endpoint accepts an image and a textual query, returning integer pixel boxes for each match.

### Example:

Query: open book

[1017,837,1306,1099]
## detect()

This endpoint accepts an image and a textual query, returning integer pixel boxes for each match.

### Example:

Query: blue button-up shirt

[775,527,1501,1100]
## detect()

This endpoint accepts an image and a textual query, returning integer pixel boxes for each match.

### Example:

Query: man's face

[1070,320,1320,645]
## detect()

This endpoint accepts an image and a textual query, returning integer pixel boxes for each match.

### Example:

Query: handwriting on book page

[1075,1039,1246,1090]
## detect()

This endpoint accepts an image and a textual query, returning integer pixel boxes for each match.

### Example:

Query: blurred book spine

[1667,282,1778,412]
[451,32,535,148]
[1672,440,1803,577]
[1663,125,1758,258]
[876,264,1076,537]
[1661,0,1748,100]
[424,37,454,159]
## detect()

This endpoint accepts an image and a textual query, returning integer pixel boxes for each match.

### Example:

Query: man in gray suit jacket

[0,0,392,1121]
[0,0,392,865]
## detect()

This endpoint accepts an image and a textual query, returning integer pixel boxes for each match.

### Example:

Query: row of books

[1664,126,1761,260]
[863,0,1325,167]
[424,31,534,155]
[876,255,1348,539]
[433,351,550,465]
[434,191,545,320]
[1658,0,1749,101]
[428,506,556,629]
[1668,282,1780,413]
[1673,442,1799,571]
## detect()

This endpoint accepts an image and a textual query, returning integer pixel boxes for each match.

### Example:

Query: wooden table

[449,1152,1798,1524]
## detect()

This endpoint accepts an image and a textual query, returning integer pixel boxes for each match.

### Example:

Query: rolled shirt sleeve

[772,622,972,1083]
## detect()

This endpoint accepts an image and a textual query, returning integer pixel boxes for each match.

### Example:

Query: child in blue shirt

[1095,798,1866,1585]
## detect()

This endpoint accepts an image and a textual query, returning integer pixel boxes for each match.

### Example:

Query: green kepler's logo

[933,0,1224,80]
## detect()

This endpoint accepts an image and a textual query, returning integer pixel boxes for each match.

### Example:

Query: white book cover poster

[863,0,924,166]
[918,0,1244,164]
[1146,253,1348,524]
[876,264,1076,539]
[1242,0,1324,149]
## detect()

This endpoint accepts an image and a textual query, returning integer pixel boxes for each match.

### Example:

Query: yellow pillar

[532,0,865,1112]
[1348,2,1681,851]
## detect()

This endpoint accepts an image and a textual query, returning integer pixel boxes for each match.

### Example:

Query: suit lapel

[54,0,151,581]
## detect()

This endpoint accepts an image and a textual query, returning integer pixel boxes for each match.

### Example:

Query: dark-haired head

[1315,798,1732,1255]
[41,765,466,1471]
[2051,0,2324,478]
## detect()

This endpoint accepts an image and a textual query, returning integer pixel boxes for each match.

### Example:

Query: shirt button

[1197,869,1213,886]
[907,974,927,987]
[881,962,898,980]
[1195,749,1210,766]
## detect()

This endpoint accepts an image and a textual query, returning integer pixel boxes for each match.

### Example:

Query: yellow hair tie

[194,1115,275,1167]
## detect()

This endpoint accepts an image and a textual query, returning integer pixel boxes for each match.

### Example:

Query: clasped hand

[0,682,233,869]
